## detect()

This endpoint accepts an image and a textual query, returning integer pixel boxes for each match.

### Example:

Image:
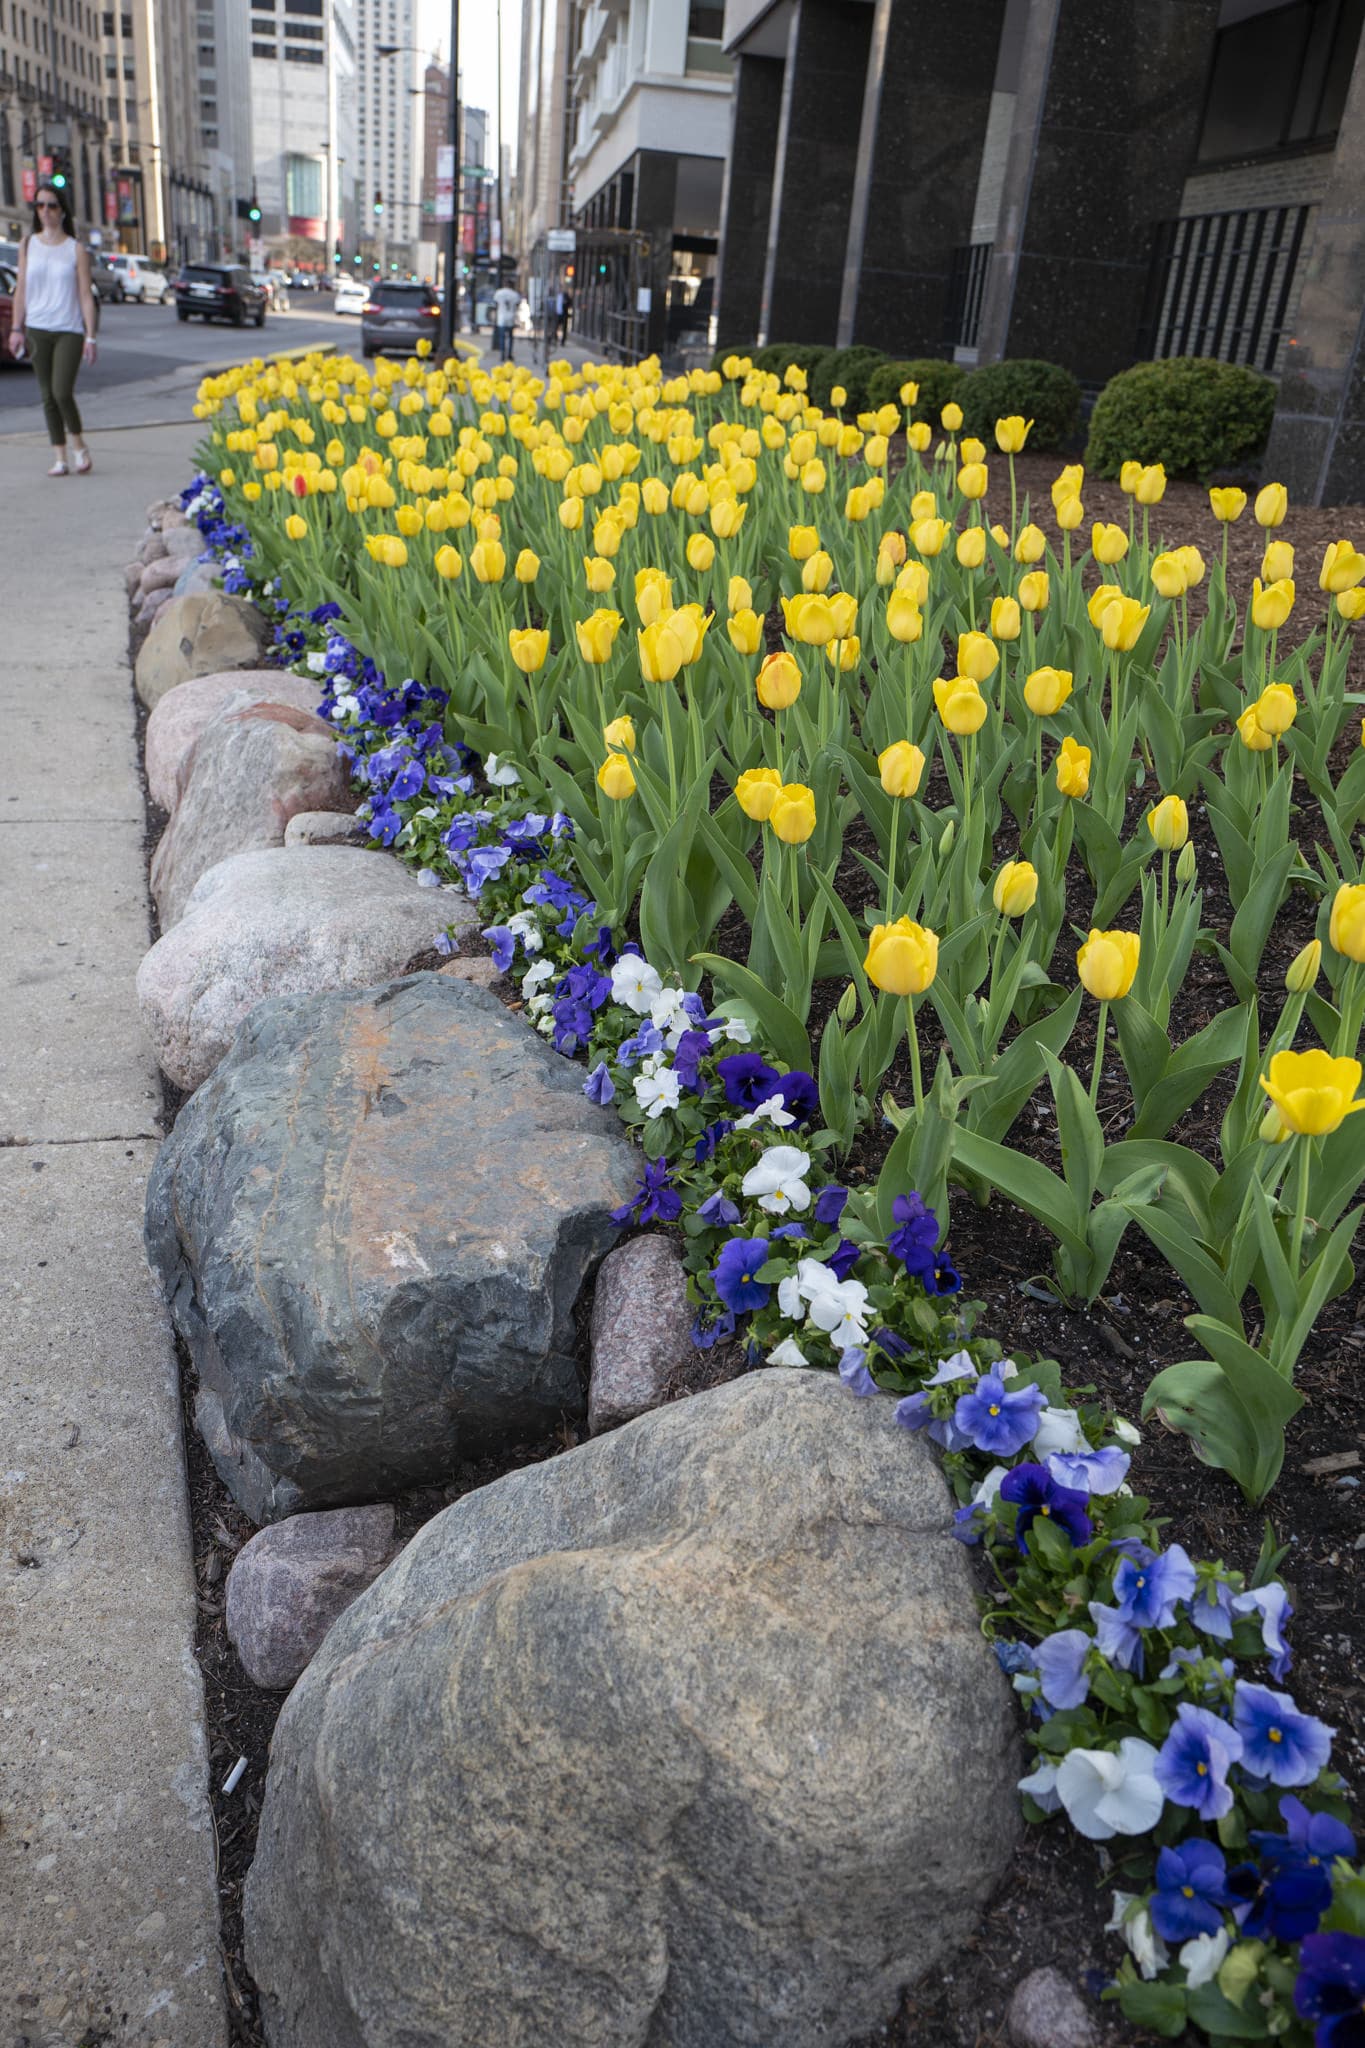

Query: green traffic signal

[248,204,261,222]
[51,170,67,189]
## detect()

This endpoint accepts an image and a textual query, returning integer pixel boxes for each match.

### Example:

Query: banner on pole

[434,145,455,223]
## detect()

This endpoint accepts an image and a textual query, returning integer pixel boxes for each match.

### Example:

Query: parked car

[289,271,317,291]
[109,252,172,303]
[89,253,126,303]
[172,262,267,326]
[0,261,18,363]
[333,276,369,316]
[360,280,441,358]
[0,239,20,272]
[252,271,290,312]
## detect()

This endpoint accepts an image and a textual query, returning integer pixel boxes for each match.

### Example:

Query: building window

[687,0,724,32]
[283,18,322,35]
[285,43,323,62]
[252,39,276,57]
[1197,0,1365,163]
[287,152,323,216]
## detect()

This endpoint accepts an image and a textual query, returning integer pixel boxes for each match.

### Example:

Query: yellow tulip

[470,538,506,583]
[1262,540,1295,583]
[877,530,907,570]
[958,461,988,500]
[1175,544,1206,588]
[1255,683,1297,735]
[1330,882,1365,962]
[801,549,834,593]
[1056,735,1092,797]
[907,421,932,452]
[941,402,963,432]
[878,740,926,799]
[687,532,716,572]
[1210,486,1247,523]
[1135,464,1166,505]
[637,617,685,681]
[1259,1048,1364,1137]
[799,458,827,495]
[428,543,460,581]
[1100,594,1150,651]
[1146,794,1189,851]
[783,592,838,646]
[243,481,261,501]
[1119,460,1143,496]
[1236,704,1274,752]
[597,753,637,801]
[711,496,746,539]
[634,566,673,626]
[957,630,999,682]
[1051,465,1084,509]
[825,634,861,672]
[933,674,988,735]
[865,917,939,995]
[1014,523,1046,564]
[1024,666,1073,717]
[1077,928,1140,1001]
[558,495,584,531]
[993,860,1038,917]
[1151,551,1188,598]
[641,476,670,516]
[508,627,550,674]
[219,468,236,488]
[885,590,923,643]
[1055,494,1085,532]
[363,534,408,567]
[956,525,987,570]
[394,504,423,537]
[910,516,948,557]
[584,554,616,593]
[727,607,763,656]
[670,603,711,664]
[1087,582,1124,627]
[1092,522,1129,565]
[899,379,919,406]
[830,384,847,409]
[285,513,307,540]
[514,548,540,583]
[756,651,802,710]
[1251,577,1295,630]
[788,523,820,561]
[910,490,938,522]
[1285,939,1321,994]
[896,560,930,605]
[577,608,625,664]
[1339,588,1365,621]
[603,715,636,752]
[844,483,874,522]
[1255,481,1288,528]
[1320,541,1365,593]
[1018,569,1050,613]
[769,782,816,844]
[735,767,782,821]
[995,415,1032,453]
[728,574,754,614]
[991,595,1022,641]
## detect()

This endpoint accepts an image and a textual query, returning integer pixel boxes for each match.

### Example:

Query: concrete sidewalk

[0,425,225,2045]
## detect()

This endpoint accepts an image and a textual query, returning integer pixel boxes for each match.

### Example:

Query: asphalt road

[0,298,358,432]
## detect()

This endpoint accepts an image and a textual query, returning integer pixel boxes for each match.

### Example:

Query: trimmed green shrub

[865,357,966,423]
[958,358,1082,453]
[809,345,888,414]
[1085,356,1276,479]
[752,342,834,387]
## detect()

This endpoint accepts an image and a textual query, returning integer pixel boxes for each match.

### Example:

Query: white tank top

[24,235,85,334]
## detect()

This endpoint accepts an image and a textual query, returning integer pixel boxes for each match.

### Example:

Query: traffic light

[597,261,607,276]
[374,190,384,216]
[50,164,68,190]
[248,198,262,224]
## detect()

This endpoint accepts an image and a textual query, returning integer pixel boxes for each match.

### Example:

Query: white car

[110,253,172,303]
[333,276,369,316]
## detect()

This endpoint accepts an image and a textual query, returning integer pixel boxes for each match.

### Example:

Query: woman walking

[6,182,98,475]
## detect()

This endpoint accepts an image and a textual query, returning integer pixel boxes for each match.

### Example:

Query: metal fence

[1136,204,1313,375]
[944,240,993,353]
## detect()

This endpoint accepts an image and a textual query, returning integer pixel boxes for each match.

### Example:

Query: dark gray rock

[244,1369,1019,2048]
[588,1233,694,1433]
[225,1506,398,1690]
[145,973,638,1523]
[1008,1967,1098,2048]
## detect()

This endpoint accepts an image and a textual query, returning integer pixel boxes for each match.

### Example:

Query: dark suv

[173,263,268,327]
[360,282,441,358]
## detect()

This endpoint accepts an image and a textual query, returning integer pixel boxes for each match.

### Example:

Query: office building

[0,0,107,245]
[251,0,359,269]
[198,0,254,258]
[354,0,423,275]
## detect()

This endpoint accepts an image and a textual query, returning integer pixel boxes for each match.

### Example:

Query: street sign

[546,228,575,254]
[39,153,53,176]
[22,168,36,203]
[434,144,455,223]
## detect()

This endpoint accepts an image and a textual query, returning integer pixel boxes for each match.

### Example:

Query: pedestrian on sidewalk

[6,182,99,476]
[492,280,520,363]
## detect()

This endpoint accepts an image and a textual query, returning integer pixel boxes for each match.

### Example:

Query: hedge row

[710,338,1277,476]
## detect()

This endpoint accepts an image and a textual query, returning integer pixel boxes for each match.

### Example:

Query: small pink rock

[588,1234,695,1433]
[226,1505,399,1688]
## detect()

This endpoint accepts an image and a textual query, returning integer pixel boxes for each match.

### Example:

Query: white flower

[1105,1894,1170,1981]
[735,1094,796,1130]
[1112,1416,1142,1446]
[804,1276,870,1351]
[1017,1760,1060,1812]
[634,1064,681,1119]
[306,649,329,673]
[415,868,441,888]
[740,1145,811,1216]
[722,1017,752,1043]
[649,986,692,1047]
[777,1273,805,1320]
[926,1349,977,1386]
[507,909,543,953]
[970,1463,1011,1509]
[997,1357,1020,1380]
[1055,1738,1163,1841]
[332,691,360,721]
[522,958,556,996]
[484,753,521,787]
[1179,1928,1230,1991]
[768,1337,807,1366]
[610,955,663,1015]
[1032,1406,1089,1458]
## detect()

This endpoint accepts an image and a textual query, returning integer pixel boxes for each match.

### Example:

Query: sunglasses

[36,200,62,210]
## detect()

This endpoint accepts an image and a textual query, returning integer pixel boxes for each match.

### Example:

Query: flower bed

[182,344,1365,2042]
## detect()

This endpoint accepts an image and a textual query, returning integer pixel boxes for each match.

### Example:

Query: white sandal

[47,457,68,477]
[73,448,92,475]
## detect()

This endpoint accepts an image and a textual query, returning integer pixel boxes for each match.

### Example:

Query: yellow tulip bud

[219,467,236,488]
[1209,486,1247,523]
[470,538,505,582]
[1119,460,1143,496]
[886,589,923,643]
[1056,735,1091,798]
[788,524,820,562]
[285,513,307,540]
[736,767,782,820]
[1150,551,1188,598]
[1134,463,1166,505]
[1286,939,1322,993]
[899,380,920,406]
[637,616,685,681]
[1262,539,1295,583]
[727,607,763,656]
[728,574,754,614]
[584,554,616,593]
[801,549,834,593]
[864,916,939,995]
[769,781,816,844]
[1051,465,1084,509]
[1055,493,1085,531]
[1077,927,1140,1001]
[558,495,584,531]
[1320,540,1365,593]
[1251,577,1295,630]
[1092,521,1129,565]
[1236,704,1275,752]
[515,548,540,583]
[783,592,838,646]
[1255,482,1288,528]
[1259,1104,1293,1144]
[1014,523,1046,564]
[1146,794,1189,851]
[907,421,932,451]
[990,595,1022,641]
[576,608,625,664]
[1018,569,1050,613]
[1176,842,1197,886]
[1259,1048,1364,1136]
[995,415,1032,454]
[957,630,999,682]
[956,524,987,569]
[941,402,963,432]
[597,752,637,801]
[687,531,716,572]
[896,560,930,605]
[993,859,1038,917]
[878,740,926,799]
[1341,588,1365,621]
[1330,882,1365,963]
[508,627,550,673]
[604,715,636,752]
[1100,595,1150,651]
[933,674,988,735]
[1256,683,1297,735]
[756,650,802,710]
[1024,665,1073,717]
[958,461,988,500]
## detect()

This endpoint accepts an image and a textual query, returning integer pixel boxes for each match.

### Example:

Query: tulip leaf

[949,1125,1089,1267]
[1115,1201,1245,1332]
[691,953,812,1074]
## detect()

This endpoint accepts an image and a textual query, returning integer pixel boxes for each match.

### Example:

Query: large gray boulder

[145,973,638,1522]
[244,1370,1019,2048]
[226,1505,398,1690]
[145,670,328,813]
[150,699,353,926]
[135,845,468,1091]
[135,592,271,708]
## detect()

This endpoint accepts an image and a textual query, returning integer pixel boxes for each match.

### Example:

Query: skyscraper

[251,0,358,270]
[354,0,423,276]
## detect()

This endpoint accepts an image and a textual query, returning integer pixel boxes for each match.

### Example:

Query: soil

[136,460,1365,2046]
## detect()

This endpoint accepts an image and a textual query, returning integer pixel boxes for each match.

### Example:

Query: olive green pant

[27,328,85,445]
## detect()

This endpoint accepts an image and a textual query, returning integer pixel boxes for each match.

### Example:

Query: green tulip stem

[775,703,785,781]
[1063,531,1072,579]
[1089,999,1109,1108]
[1035,723,1046,817]
[906,994,924,1116]
[1008,452,1018,553]
[1291,1135,1313,1275]
[1336,959,1364,1057]
[662,693,679,815]
[962,732,975,851]
[790,839,803,943]
[904,640,914,738]
[1221,523,1230,582]
[886,796,900,917]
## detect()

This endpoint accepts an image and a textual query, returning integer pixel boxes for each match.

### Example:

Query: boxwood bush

[958,358,1082,452]
[809,345,888,414]
[752,343,836,389]
[865,357,967,423]
[1085,356,1276,478]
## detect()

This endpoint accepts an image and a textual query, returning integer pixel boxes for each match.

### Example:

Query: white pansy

[777,1273,804,1320]
[1017,1759,1060,1813]
[649,986,693,1047]
[1112,1416,1142,1446]
[633,1063,681,1119]
[804,1276,870,1351]
[1055,1737,1163,1841]
[1032,1406,1089,1458]
[1179,1928,1230,1991]
[722,1017,752,1043]
[484,753,521,787]
[735,1095,796,1130]
[611,955,664,1015]
[507,909,543,953]
[740,1145,812,1216]
[767,1337,807,1366]
[522,958,556,996]
[926,1349,977,1386]
[997,1357,1020,1379]
[307,649,329,672]
[970,1463,1011,1509]
[332,691,360,721]
[1105,1894,1170,1981]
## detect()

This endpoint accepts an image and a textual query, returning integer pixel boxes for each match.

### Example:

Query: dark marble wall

[714,54,786,347]
[839,0,1006,353]
[1263,26,1365,502]
[975,0,1220,384]
[760,0,876,346]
